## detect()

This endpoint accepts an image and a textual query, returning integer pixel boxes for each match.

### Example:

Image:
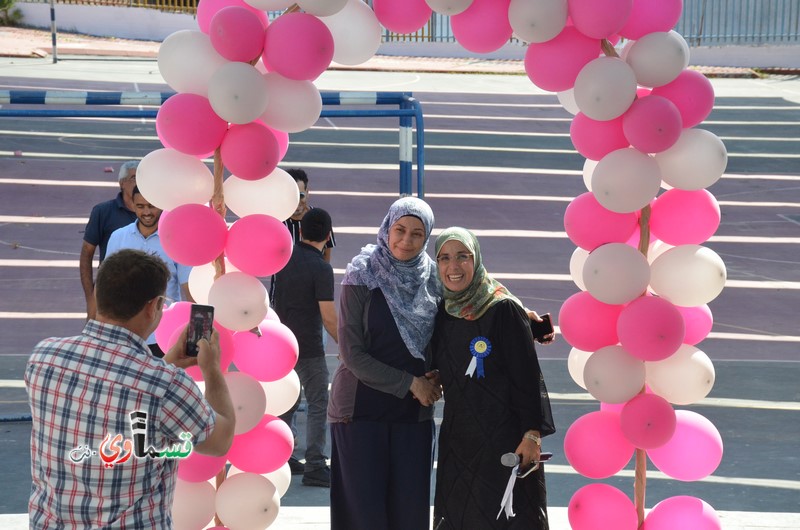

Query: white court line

[2,220,800,246]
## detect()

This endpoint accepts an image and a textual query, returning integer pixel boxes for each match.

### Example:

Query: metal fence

[31,0,800,45]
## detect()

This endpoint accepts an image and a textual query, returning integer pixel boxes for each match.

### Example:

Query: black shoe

[288,456,304,475]
[302,466,331,488]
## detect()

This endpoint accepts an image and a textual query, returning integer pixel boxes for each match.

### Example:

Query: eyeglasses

[436,253,473,265]
[155,295,175,309]
[298,192,307,199]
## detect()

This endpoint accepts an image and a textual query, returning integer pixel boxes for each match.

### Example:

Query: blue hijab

[342,197,441,360]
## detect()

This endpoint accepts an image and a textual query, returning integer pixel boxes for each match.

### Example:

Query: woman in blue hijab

[328,197,442,530]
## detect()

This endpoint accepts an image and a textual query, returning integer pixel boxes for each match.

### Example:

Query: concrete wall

[16,2,800,68]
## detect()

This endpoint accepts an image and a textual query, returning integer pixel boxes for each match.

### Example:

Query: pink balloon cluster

[552,0,727,520]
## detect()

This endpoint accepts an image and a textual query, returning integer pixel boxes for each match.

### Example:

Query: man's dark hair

[301,208,332,243]
[95,249,169,321]
[131,185,143,198]
[286,168,308,187]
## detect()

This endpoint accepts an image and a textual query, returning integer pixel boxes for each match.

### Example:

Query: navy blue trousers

[330,420,435,530]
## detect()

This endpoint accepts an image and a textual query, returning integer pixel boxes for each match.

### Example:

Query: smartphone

[186,304,214,357]
[517,452,553,478]
[529,313,554,342]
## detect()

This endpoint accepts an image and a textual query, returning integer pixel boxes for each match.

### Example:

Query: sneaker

[288,456,304,475]
[302,466,331,488]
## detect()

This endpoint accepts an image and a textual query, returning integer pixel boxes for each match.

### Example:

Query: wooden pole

[634,205,652,528]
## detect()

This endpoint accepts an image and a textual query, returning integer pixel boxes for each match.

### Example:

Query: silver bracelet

[523,433,541,446]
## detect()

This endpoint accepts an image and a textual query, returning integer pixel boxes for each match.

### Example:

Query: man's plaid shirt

[25,320,215,529]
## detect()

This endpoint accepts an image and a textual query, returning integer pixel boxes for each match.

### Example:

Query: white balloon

[655,129,728,190]
[574,57,638,121]
[583,345,646,404]
[158,30,227,97]
[172,479,216,530]
[260,72,323,133]
[646,344,716,405]
[298,0,348,16]
[224,168,300,220]
[136,148,214,211]
[261,370,301,417]
[650,245,727,307]
[188,259,241,305]
[225,372,268,435]
[508,0,568,43]
[647,239,674,265]
[557,87,580,115]
[426,0,473,15]
[216,472,280,530]
[592,148,662,213]
[208,62,270,125]
[320,0,383,66]
[228,463,292,498]
[625,31,690,88]
[583,243,650,305]
[582,158,597,192]
[245,0,292,9]
[568,347,593,390]
[569,247,590,291]
[208,272,269,331]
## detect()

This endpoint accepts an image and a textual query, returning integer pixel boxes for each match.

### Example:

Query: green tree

[0,0,24,26]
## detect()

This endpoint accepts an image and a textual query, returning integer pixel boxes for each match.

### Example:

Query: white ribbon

[465,356,477,377]
[496,465,518,520]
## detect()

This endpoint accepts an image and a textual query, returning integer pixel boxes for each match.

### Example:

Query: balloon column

[142,0,727,528]
[144,1,382,528]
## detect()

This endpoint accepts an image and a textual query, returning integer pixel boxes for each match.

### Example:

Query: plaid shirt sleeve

[159,370,216,447]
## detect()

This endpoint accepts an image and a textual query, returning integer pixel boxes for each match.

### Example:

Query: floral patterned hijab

[342,197,441,359]
[435,227,522,320]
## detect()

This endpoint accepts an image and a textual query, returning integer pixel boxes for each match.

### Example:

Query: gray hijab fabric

[342,197,441,360]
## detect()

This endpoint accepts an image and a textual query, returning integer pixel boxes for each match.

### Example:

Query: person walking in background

[273,208,338,488]
[105,186,192,357]
[26,249,235,529]
[79,161,138,320]
[431,227,555,530]
[328,197,442,530]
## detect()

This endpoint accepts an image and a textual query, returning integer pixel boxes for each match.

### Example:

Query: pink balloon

[265,306,281,322]
[620,393,676,448]
[159,204,228,266]
[651,70,715,128]
[650,189,721,245]
[619,0,684,40]
[210,6,267,62]
[564,411,635,479]
[560,291,623,356]
[253,120,289,160]
[568,484,638,530]
[155,301,192,350]
[233,320,299,382]
[622,95,682,153]
[569,0,633,39]
[676,304,713,345]
[643,496,721,530]
[525,26,601,92]
[647,410,723,481]
[177,451,228,482]
[197,0,268,34]
[156,94,228,157]
[227,414,294,474]
[263,13,334,81]
[600,401,625,414]
[185,325,236,382]
[617,296,685,361]
[226,214,293,277]
[221,123,280,181]
[564,192,639,251]
[451,0,512,54]
[570,113,628,161]
[373,0,432,34]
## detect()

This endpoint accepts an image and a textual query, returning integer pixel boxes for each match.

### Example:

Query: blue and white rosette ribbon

[466,336,492,378]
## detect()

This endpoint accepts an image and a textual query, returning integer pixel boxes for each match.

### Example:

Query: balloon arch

[148,0,727,528]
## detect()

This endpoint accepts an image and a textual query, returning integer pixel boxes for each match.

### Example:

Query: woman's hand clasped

[410,375,442,407]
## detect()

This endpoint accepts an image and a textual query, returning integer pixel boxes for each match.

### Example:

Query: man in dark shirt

[79,161,138,320]
[273,208,338,488]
